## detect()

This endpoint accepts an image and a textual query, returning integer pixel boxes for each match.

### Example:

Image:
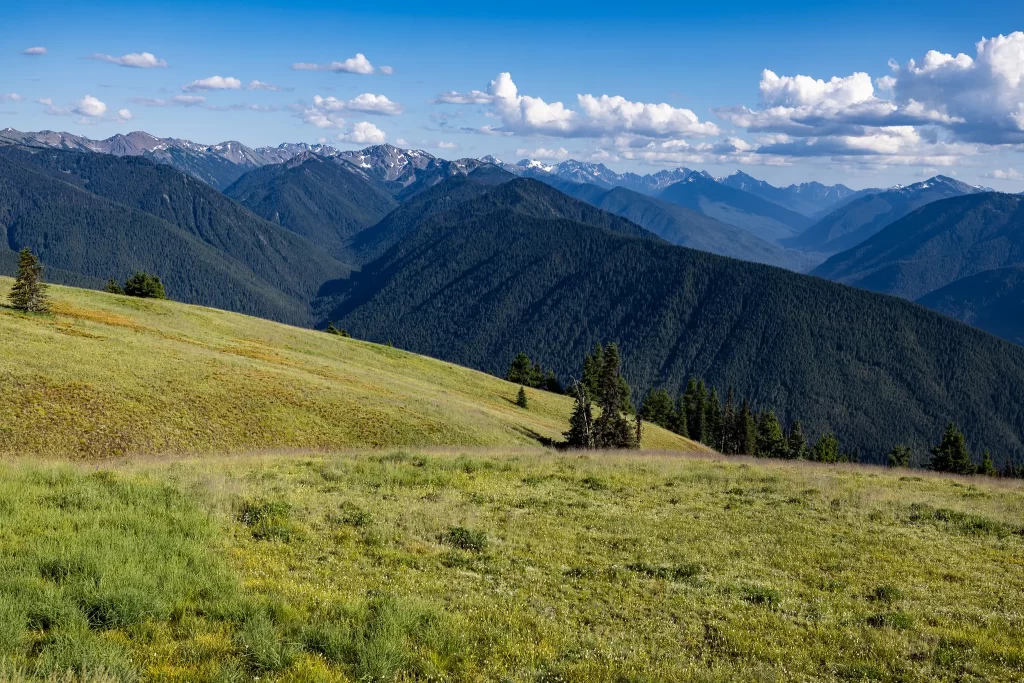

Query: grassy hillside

[0,277,698,459]
[1,451,1021,680]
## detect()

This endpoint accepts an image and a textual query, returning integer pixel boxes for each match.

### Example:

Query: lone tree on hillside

[887,445,912,468]
[979,450,997,477]
[516,386,529,409]
[811,431,840,463]
[592,343,637,449]
[786,421,808,460]
[929,422,975,475]
[9,248,50,313]
[755,410,788,459]
[123,271,166,299]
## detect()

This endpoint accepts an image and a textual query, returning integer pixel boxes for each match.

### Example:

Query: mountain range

[3,135,1024,462]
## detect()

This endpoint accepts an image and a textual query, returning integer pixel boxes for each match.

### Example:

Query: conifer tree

[720,387,735,454]
[812,432,840,463]
[755,411,788,459]
[592,343,636,449]
[671,395,689,438]
[516,385,529,409]
[564,381,593,449]
[735,398,754,455]
[8,248,50,313]
[786,421,808,460]
[507,352,536,386]
[979,450,997,477]
[582,343,604,400]
[887,445,912,468]
[640,388,675,429]
[104,278,125,295]
[929,422,975,475]
[704,387,723,450]
[123,271,166,299]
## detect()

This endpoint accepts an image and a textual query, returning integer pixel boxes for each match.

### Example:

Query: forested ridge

[321,177,1024,464]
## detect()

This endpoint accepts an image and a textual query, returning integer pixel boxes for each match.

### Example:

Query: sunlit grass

[2,451,1021,681]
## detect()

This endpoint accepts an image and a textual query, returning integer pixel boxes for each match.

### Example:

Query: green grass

[1,452,1021,681]
[0,277,701,458]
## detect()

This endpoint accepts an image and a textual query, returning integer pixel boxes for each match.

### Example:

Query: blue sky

[4,0,1024,190]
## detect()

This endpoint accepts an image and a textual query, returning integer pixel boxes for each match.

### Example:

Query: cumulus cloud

[312,93,403,115]
[292,53,376,74]
[74,95,107,117]
[117,108,133,121]
[0,93,23,102]
[437,72,718,139]
[337,121,386,144]
[985,168,1024,180]
[91,52,168,68]
[23,46,46,56]
[515,146,571,161]
[38,97,68,116]
[182,76,242,92]
[379,65,394,75]
[247,80,283,91]
[435,141,458,149]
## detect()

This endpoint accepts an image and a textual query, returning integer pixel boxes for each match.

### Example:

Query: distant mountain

[225,153,398,259]
[719,171,875,218]
[786,176,987,255]
[317,175,1024,464]
[812,192,1024,301]
[659,173,813,242]
[0,145,347,324]
[537,177,817,270]
[917,267,1024,346]
[497,157,696,195]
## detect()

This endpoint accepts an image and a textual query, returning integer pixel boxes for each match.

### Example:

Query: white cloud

[337,121,386,144]
[182,76,242,92]
[380,65,394,75]
[395,137,409,146]
[247,80,282,91]
[91,52,168,68]
[291,53,375,74]
[436,141,458,150]
[437,72,718,139]
[117,108,133,122]
[985,168,1024,180]
[303,109,345,129]
[37,98,68,116]
[22,47,46,56]
[0,93,23,102]
[312,93,403,115]
[515,146,570,161]
[75,95,106,118]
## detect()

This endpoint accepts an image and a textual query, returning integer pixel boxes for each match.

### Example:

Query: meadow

[0,451,1022,681]
[1,279,1022,681]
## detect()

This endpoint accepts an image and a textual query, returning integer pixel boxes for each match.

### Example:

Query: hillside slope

[225,154,398,259]
[660,174,812,241]
[539,178,816,270]
[812,193,1024,301]
[917,266,1024,345]
[322,177,1024,464]
[0,277,700,458]
[787,176,982,255]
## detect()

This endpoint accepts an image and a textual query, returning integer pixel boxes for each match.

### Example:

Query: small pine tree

[735,398,754,455]
[564,381,593,449]
[812,432,840,464]
[721,387,737,454]
[640,388,675,429]
[8,248,50,313]
[326,322,341,335]
[755,411,788,459]
[704,387,723,450]
[671,395,689,438]
[123,271,166,299]
[887,445,912,468]
[787,421,808,460]
[104,278,125,295]
[979,450,997,477]
[516,386,529,409]
[929,422,974,475]
[507,352,535,385]
[582,343,604,400]
[592,343,636,449]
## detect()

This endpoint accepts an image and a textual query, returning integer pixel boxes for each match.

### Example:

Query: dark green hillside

[322,178,1024,464]
[813,193,1024,300]
[543,177,816,270]
[0,146,348,303]
[659,174,811,241]
[225,154,397,258]
[917,266,1024,345]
